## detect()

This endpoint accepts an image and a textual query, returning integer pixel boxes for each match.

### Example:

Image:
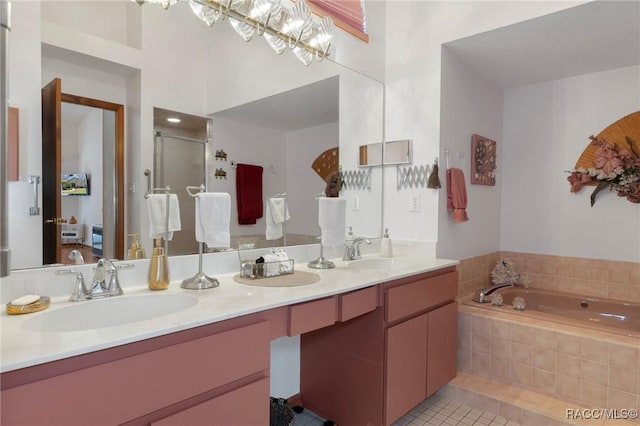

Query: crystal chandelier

[137,0,336,65]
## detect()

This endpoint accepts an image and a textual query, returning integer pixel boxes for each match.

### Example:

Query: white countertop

[1,254,457,373]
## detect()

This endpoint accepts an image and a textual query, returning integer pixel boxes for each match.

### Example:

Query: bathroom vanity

[0,258,457,426]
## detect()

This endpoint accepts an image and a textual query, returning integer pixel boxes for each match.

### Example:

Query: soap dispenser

[148,238,170,290]
[346,226,354,243]
[127,233,147,260]
[380,228,393,258]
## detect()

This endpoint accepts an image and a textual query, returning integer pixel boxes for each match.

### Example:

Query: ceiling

[211,76,339,131]
[444,1,640,88]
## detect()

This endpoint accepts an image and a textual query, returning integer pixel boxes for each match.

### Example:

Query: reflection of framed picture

[471,134,496,186]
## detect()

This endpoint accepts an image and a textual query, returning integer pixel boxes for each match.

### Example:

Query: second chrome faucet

[343,237,371,261]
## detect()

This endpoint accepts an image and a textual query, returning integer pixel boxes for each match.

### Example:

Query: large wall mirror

[153,65,384,255]
[7,1,384,269]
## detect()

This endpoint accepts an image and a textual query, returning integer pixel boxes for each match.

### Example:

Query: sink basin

[347,258,413,270]
[22,294,198,333]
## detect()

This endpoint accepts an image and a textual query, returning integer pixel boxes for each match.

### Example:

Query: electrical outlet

[410,195,421,212]
[352,196,360,211]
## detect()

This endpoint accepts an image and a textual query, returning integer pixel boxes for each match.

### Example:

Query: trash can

[270,397,295,426]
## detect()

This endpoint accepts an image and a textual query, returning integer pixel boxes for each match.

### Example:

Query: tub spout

[472,283,513,303]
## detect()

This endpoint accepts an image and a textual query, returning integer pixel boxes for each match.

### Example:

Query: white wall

[61,115,80,223]
[41,1,137,48]
[209,117,287,238]
[60,107,104,242]
[437,48,503,260]
[383,1,583,249]
[501,65,640,262]
[78,109,104,242]
[285,122,338,236]
[7,1,42,269]
[339,70,384,239]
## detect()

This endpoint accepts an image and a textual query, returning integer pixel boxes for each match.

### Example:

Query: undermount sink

[347,257,413,270]
[22,294,198,333]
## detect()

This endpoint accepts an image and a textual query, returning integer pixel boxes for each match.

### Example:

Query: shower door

[153,131,207,256]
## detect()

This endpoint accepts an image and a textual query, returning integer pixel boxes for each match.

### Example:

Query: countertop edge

[1,258,458,373]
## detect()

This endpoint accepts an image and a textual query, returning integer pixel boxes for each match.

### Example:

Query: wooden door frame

[41,78,62,265]
[60,93,125,260]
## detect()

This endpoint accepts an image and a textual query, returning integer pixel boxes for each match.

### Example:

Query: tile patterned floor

[293,393,522,426]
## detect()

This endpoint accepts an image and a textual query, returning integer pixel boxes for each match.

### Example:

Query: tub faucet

[343,237,371,261]
[472,283,513,303]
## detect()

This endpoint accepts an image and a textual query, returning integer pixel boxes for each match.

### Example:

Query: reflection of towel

[318,197,346,246]
[446,168,469,222]
[196,192,231,248]
[236,164,263,224]
[146,194,181,240]
[266,197,290,240]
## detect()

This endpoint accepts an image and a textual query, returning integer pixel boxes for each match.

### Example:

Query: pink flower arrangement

[567,136,640,206]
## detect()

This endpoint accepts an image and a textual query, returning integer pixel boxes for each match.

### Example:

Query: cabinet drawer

[386,271,457,323]
[288,297,336,336]
[1,321,271,426]
[339,286,378,322]
[152,377,269,426]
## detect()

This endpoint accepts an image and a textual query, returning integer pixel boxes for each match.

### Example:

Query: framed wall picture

[471,134,496,186]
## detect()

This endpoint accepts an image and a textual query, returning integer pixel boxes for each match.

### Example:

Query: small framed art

[471,134,496,186]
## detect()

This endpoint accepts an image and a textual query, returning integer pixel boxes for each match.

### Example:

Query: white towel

[146,194,181,240]
[265,197,290,240]
[196,192,231,249]
[318,197,346,247]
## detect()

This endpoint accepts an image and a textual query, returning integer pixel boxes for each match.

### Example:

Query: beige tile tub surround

[457,252,640,303]
[458,307,640,424]
[456,252,639,425]
[457,252,502,300]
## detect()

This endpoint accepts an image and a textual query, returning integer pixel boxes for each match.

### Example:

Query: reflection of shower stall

[153,131,207,256]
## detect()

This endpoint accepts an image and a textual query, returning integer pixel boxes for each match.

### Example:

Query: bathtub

[463,287,640,338]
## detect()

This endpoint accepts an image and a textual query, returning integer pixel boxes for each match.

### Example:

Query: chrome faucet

[472,283,513,303]
[90,258,125,297]
[58,259,133,301]
[472,279,530,303]
[68,249,84,264]
[343,237,371,261]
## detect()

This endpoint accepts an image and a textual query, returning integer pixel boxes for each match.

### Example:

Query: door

[426,302,458,397]
[41,78,126,265]
[153,132,206,256]
[41,78,62,264]
[385,313,428,425]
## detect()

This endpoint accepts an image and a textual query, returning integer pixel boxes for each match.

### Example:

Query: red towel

[446,168,469,222]
[236,164,264,224]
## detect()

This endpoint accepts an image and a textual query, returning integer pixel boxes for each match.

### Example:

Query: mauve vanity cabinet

[300,267,458,426]
[1,316,277,426]
[1,266,456,425]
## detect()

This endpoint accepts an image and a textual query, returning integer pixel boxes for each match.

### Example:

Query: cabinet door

[152,378,269,426]
[426,302,457,397]
[385,313,428,425]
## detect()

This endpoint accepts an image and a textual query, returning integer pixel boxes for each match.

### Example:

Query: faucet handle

[105,260,134,295]
[106,269,124,296]
[56,269,89,301]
